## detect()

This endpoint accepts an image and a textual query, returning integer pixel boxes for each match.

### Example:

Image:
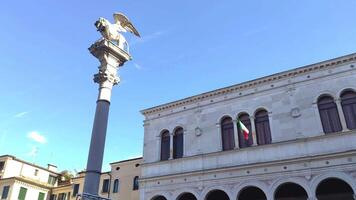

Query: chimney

[47,164,58,172]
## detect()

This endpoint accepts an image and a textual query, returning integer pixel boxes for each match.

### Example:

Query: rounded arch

[317,94,336,103]
[218,114,234,124]
[237,186,267,200]
[176,192,198,200]
[149,193,170,200]
[274,182,308,200]
[316,93,336,103]
[202,186,232,200]
[337,87,356,98]
[311,172,356,196]
[316,178,354,199]
[340,89,356,130]
[253,107,271,116]
[237,112,253,148]
[313,91,337,104]
[173,189,200,200]
[237,111,250,118]
[234,181,269,200]
[159,129,170,137]
[205,189,230,200]
[220,115,235,151]
[317,94,342,133]
[270,177,312,198]
[160,129,170,161]
[173,126,184,135]
[173,126,184,159]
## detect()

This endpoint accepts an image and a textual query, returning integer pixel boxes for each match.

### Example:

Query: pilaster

[216,123,223,151]
[232,119,239,149]
[336,98,349,132]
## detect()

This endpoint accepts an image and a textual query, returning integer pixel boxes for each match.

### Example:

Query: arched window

[160,130,170,161]
[113,179,119,193]
[206,190,230,200]
[316,178,354,200]
[238,186,267,200]
[255,109,272,145]
[341,90,356,130]
[318,95,342,133]
[133,176,139,190]
[221,116,235,151]
[173,127,184,159]
[237,113,253,148]
[274,182,308,200]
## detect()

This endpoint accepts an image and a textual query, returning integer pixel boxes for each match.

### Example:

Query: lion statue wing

[113,13,141,37]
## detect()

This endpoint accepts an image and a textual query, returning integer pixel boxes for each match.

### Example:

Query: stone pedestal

[82,39,131,199]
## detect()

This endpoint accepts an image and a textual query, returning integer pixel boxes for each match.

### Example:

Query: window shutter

[255,110,271,145]
[221,117,235,150]
[341,91,356,130]
[18,187,27,200]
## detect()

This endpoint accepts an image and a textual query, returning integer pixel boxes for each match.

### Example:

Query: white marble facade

[140,53,356,200]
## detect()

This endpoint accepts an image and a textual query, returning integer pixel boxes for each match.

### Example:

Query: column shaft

[83,100,110,195]
[232,119,239,149]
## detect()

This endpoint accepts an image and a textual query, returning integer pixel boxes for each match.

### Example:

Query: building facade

[140,53,356,200]
[50,157,142,200]
[0,155,59,200]
[0,155,142,200]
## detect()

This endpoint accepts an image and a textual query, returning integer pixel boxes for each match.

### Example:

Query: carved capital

[93,70,120,85]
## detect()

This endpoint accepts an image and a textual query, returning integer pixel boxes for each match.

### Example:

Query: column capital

[94,70,120,85]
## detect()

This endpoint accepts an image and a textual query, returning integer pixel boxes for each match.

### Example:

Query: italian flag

[237,120,249,140]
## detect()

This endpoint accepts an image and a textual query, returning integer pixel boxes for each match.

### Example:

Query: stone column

[169,132,174,159]
[335,98,349,132]
[216,123,223,151]
[232,119,239,149]
[83,39,131,197]
[249,116,258,145]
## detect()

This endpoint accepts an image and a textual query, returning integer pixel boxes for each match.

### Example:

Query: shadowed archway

[152,195,168,200]
[206,189,230,200]
[177,192,197,200]
[316,178,354,200]
[274,182,308,200]
[238,186,267,200]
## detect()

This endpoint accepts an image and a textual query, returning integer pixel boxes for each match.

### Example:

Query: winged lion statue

[94,13,140,46]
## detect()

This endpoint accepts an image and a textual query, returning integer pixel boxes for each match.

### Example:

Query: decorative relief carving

[291,107,301,118]
[94,70,120,85]
[195,127,202,137]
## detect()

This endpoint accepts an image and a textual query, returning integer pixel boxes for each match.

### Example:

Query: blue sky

[0,0,356,172]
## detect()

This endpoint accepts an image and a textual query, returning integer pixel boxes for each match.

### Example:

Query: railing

[76,193,111,200]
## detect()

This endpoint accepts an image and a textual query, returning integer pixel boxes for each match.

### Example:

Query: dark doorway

[275,182,308,200]
[206,190,230,200]
[152,195,167,200]
[316,178,354,200]
[177,193,197,200]
[238,186,267,200]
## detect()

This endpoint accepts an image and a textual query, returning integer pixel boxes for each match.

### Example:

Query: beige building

[0,155,142,200]
[0,155,59,200]
[140,53,356,200]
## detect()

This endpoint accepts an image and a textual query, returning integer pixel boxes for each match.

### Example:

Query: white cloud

[27,131,47,144]
[14,111,29,118]
[133,63,142,70]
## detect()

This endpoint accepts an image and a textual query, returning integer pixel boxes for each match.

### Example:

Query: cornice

[140,150,356,181]
[141,53,356,116]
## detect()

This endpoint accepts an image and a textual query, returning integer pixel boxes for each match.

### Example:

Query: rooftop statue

[94,13,140,47]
